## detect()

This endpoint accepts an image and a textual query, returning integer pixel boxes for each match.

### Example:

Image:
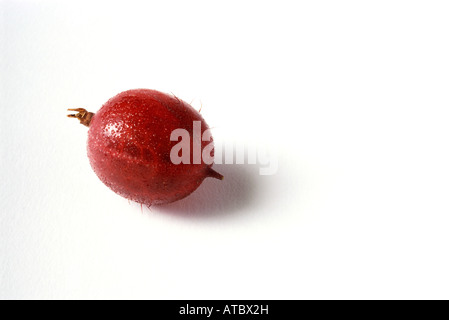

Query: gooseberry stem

[208,167,224,180]
[67,108,95,127]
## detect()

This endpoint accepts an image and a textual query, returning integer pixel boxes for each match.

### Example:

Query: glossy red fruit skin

[86,89,220,206]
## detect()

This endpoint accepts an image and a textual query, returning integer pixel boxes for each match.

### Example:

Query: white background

[1,0,449,299]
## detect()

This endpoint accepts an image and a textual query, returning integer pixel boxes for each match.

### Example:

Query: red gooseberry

[68,89,223,206]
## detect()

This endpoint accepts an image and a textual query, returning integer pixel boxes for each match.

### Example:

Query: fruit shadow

[154,163,259,219]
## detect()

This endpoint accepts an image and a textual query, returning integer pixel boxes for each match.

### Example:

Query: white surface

[1,0,449,300]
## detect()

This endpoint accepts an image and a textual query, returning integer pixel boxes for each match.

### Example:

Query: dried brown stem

[67,108,95,127]
[207,167,224,180]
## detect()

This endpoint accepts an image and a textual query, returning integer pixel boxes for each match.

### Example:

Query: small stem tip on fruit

[67,108,95,127]
[208,167,224,180]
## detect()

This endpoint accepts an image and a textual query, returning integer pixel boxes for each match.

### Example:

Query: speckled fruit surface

[69,89,222,206]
